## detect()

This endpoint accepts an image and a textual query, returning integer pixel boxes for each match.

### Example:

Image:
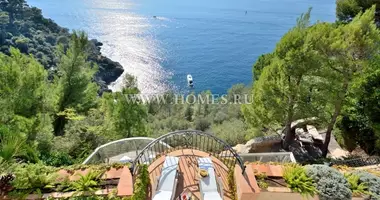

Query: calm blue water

[28,0,336,94]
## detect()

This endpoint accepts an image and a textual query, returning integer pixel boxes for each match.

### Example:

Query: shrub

[344,173,369,197]
[13,36,29,52]
[352,171,380,200]
[195,118,211,131]
[305,165,352,200]
[40,151,75,167]
[45,34,56,45]
[256,173,268,189]
[283,165,317,197]
[131,165,150,200]
[57,35,69,44]
[213,111,229,124]
[227,167,237,200]
[0,12,9,25]
[11,163,58,194]
[69,170,104,195]
[211,119,248,145]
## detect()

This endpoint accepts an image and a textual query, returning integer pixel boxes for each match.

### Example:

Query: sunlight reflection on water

[28,0,336,95]
[85,0,171,94]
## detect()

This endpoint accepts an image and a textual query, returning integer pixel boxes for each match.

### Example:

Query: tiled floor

[148,149,234,200]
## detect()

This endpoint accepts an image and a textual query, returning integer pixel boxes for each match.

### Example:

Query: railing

[239,152,296,163]
[332,156,380,167]
[132,130,245,175]
[82,137,170,164]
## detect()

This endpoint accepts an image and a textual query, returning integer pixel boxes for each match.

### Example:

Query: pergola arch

[132,130,245,174]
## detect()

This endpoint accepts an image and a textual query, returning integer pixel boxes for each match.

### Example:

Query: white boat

[187,74,193,87]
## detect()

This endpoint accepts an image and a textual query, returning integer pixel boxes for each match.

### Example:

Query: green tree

[336,0,380,25]
[310,6,380,156]
[0,47,48,119]
[243,8,321,148]
[53,31,98,136]
[0,12,9,25]
[102,75,147,138]
[0,47,52,155]
[338,66,380,154]
[0,0,26,24]
[0,11,8,44]
[253,53,274,81]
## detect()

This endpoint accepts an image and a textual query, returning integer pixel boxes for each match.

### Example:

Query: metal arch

[131,130,245,174]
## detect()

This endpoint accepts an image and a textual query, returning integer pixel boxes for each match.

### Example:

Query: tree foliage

[311,6,380,156]
[336,0,380,25]
[253,53,273,81]
[243,8,321,147]
[245,6,380,157]
[102,75,147,138]
[53,32,98,136]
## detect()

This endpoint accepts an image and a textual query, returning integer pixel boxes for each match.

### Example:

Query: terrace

[4,130,379,200]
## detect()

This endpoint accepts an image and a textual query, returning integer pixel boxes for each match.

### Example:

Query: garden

[0,160,150,200]
[252,162,380,200]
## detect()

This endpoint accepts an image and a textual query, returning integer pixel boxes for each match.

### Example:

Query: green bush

[255,172,268,189]
[68,170,104,195]
[305,165,352,200]
[352,171,380,200]
[283,165,317,197]
[213,111,229,124]
[195,118,211,131]
[227,167,237,200]
[40,151,75,167]
[13,36,30,52]
[344,173,369,197]
[57,35,69,44]
[10,163,58,195]
[131,165,150,200]
[211,119,248,145]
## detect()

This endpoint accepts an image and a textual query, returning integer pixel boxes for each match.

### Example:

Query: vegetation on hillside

[0,0,380,189]
[332,0,380,155]
[0,0,124,92]
[244,5,380,157]
[1,0,380,199]
[0,36,251,167]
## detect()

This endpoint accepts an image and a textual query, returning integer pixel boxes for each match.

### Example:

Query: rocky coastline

[0,3,124,93]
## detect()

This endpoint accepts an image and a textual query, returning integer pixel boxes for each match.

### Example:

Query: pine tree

[53,31,98,136]
[311,6,380,156]
[102,75,147,138]
[243,8,321,148]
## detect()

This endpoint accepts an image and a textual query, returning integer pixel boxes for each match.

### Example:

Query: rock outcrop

[89,39,124,93]
[233,119,329,163]
[233,134,282,154]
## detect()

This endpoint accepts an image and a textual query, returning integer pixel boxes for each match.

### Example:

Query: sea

[28,0,336,95]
